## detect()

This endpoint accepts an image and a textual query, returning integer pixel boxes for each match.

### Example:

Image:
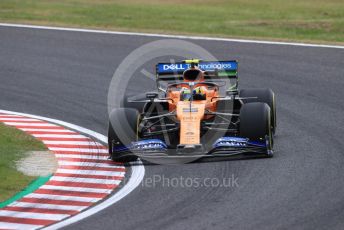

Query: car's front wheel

[239,88,276,134]
[239,102,273,157]
[108,108,139,163]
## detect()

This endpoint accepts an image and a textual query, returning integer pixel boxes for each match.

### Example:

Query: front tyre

[108,108,139,163]
[239,88,276,134]
[239,102,273,157]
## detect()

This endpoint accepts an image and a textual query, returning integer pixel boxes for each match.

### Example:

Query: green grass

[0,0,344,44]
[0,123,47,202]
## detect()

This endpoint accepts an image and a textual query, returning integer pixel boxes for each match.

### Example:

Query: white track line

[0,109,145,230]
[0,23,343,49]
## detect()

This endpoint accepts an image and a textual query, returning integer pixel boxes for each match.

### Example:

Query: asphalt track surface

[1,26,344,230]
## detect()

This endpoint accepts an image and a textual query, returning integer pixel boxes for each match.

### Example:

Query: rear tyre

[108,108,139,163]
[239,88,276,134]
[239,102,273,157]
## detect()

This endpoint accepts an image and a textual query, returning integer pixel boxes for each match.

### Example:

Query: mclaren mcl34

[108,59,276,163]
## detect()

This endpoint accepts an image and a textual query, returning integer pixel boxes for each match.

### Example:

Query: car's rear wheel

[239,88,276,134]
[239,102,273,157]
[108,108,139,163]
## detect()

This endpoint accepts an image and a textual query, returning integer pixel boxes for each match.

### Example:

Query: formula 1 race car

[108,59,276,163]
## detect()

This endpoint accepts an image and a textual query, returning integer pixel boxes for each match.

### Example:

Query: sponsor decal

[185,132,195,135]
[163,64,187,71]
[198,63,232,70]
[132,139,167,150]
[157,61,237,74]
[213,137,248,148]
[183,108,198,113]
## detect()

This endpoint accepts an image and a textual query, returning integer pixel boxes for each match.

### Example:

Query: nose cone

[176,144,204,155]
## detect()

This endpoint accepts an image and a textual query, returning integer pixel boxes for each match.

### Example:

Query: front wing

[112,136,273,159]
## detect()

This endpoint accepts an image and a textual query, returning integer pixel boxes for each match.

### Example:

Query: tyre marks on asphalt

[0,113,124,230]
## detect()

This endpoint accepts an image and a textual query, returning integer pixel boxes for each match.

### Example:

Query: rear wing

[156,60,238,81]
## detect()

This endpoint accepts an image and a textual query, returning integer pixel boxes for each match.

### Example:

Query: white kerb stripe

[43,141,102,146]
[0,222,42,230]
[0,210,69,221]
[26,193,101,203]
[39,185,112,194]
[57,160,122,168]
[49,176,122,185]
[55,154,109,160]
[3,122,58,127]
[33,134,85,138]
[21,128,74,132]
[56,168,125,177]
[48,148,107,153]
[9,202,88,211]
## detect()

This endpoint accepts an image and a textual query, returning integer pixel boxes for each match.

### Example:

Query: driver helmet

[193,86,207,100]
[180,86,206,101]
[180,87,192,101]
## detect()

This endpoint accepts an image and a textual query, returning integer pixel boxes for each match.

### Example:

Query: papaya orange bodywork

[176,101,205,145]
[167,84,220,145]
